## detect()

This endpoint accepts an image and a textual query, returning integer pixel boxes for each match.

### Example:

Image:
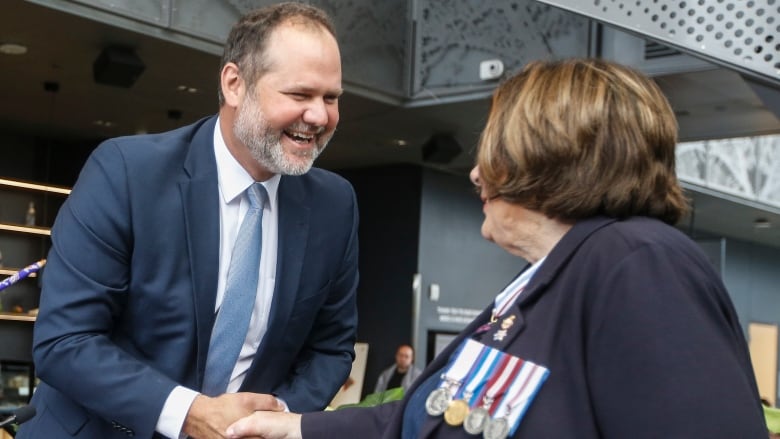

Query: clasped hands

[183,392,302,439]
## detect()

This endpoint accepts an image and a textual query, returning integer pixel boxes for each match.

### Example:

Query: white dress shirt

[156,118,280,438]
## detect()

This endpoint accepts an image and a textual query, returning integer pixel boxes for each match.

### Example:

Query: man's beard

[233,95,332,176]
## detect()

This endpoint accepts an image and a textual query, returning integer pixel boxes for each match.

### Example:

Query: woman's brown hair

[477,58,689,224]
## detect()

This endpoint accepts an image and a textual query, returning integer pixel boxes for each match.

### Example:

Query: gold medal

[443,399,469,426]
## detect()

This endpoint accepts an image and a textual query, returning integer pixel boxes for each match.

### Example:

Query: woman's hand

[226,411,302,439]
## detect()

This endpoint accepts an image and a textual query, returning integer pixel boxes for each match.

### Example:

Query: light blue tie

[202,183,267,396]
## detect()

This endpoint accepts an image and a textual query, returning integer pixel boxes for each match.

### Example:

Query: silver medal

[483,417,509,439]
[463,406,489,435]
[424,387,452,416]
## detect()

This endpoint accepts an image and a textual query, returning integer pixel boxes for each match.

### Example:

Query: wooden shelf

[0,222,51,236]
[0,176,62,327]
[0,268,37,278]
[0,312,35,322]
[0,177,71,195]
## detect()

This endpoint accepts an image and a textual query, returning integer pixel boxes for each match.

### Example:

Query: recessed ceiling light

[754,218,772,229]
[0,43,28,55]
[176,85,198,93]
[93,120,117,128]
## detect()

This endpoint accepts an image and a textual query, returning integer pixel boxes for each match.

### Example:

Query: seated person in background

[374,345,423,393]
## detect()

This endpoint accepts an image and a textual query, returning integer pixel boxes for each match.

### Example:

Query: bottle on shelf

[25,202,36,226]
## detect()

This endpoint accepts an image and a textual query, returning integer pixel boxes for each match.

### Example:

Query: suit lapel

[179,116,221,382]
[243,175,311,381]
[269,175,310,335]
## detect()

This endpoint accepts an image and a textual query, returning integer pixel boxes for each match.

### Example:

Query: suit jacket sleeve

[31,141,178,438]
[302,401,402,438]
[585,241,766,438]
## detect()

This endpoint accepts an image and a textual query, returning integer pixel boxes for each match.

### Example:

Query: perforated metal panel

[412,0,589,101]
[536,0,780,85]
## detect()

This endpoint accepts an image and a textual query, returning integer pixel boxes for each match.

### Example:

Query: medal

[488,361,550,437]
[492,315,516,341]
[425,340,484,417]
[460,355,521,436]
[444,344,501,426]
[463,405,490,434]
[443,399,469,426]
[425,387,452,416]
[483,417,509,439]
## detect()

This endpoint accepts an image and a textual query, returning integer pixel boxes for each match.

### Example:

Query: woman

[226,58,767,438]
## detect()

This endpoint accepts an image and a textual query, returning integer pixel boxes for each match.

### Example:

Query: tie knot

[246,183,267,210]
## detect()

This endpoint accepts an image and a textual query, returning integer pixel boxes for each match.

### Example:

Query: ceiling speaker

[93,46,145,88]
[422,133,462,164]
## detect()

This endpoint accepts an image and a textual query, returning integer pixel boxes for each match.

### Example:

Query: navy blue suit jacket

[18,116,359,438]
[303,216,766,438]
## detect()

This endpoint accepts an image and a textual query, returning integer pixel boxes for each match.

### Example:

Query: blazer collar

[481,216,618,351]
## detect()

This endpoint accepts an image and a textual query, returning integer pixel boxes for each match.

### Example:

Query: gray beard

[233,98,331,176]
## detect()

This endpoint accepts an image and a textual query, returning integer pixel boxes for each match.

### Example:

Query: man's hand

[225,411,302,439]
[183,392,284,438]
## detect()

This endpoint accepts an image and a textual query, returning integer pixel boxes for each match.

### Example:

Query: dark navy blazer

[18,116,359,438]
[304,216,766,438]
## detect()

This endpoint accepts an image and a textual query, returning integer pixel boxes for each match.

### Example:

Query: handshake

[184,392,302,439]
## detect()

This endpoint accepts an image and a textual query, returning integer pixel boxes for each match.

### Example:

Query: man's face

[395,346,413,369]
[234,23,342,175]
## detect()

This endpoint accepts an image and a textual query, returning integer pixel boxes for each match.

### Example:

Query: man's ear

[220,62,244,107]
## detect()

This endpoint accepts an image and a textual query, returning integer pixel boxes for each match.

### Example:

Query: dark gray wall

[721,239,780,402]
[724,239,780,332]
[337,165,422,397]
[414,168,522,366]
[340,165,524,391]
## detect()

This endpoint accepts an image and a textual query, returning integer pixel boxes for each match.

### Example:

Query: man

[17,3,358,438]
[374,345,422,393]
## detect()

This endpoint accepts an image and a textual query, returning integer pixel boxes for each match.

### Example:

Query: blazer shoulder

[284,167,357,205]
[86,116,216,179]
[303,167,354,190]
[93,116,215,159]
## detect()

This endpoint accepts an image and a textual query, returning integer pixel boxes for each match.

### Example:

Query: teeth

[286,131,314,142]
